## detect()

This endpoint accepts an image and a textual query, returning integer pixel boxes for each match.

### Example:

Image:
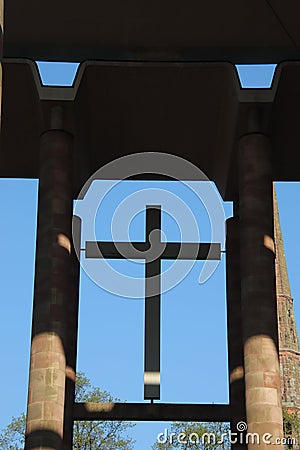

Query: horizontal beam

[73,402,231,422]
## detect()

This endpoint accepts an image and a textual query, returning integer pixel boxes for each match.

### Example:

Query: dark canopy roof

[4,0,300,63]
[1,60,300,200]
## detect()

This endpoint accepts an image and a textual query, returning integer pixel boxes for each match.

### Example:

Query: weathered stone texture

[25,129,73,450]
[239,134,283,449]
[274,186,300,448]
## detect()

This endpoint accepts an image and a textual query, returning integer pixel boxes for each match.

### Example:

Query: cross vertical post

[144,206,161,400]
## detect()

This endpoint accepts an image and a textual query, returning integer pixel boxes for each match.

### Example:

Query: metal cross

[85,205,221,400]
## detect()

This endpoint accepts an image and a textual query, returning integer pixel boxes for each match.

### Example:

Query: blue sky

[0,64,298,449]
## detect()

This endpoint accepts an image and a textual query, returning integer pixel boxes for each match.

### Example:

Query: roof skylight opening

[235,64,277,88]
[36,61,79,86]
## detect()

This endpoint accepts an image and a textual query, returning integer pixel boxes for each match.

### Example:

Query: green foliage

[152,421,231,450]
[282,407,300,438]
[73,371,135,449]
[0,372,135,450]
[0,414,26,450]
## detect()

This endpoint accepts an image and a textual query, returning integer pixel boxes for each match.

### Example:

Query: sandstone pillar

[0,0,4,127]
[226,215,247,449]
[63,215,81,450]
[25,122,74,450]
[239,133,283,449]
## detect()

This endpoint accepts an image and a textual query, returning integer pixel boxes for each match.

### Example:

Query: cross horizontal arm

[85,241,221,260]
[85,241,150,259]
[163,242,221,260]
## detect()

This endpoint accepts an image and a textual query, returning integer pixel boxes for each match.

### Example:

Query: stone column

[226,214,247,449]
[239,133,283,449]
[25,120,74,450]
[0,0,4,127]
[63,216,81,450]
[0,0,3,51]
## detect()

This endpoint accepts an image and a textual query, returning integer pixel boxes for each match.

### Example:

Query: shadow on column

[25,129,78,450]
[25,430,63,450]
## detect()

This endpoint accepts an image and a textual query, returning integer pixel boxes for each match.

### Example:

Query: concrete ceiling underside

[1,60,300,201]
[3,0,300,63]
